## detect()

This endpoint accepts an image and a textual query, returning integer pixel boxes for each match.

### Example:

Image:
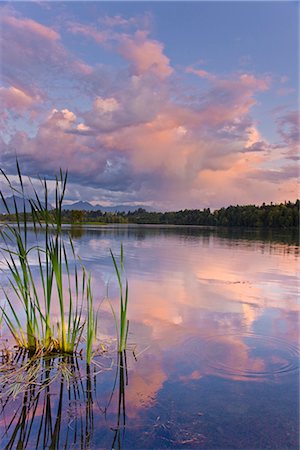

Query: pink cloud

[118,30,173,79]
[186,66,216,81]
[3,64,295,209]
[4,109,99,174]
[2,15,60,41]
[67,22,109,44]
[68,19,172,83]
[187,66,270,91]
[187,69,271,122]
[0,10,296,209]
[179,370,202,382]
[1,9,93,98]
[0,86,41,112]
[237,73,270,90]
[204,74,270,120]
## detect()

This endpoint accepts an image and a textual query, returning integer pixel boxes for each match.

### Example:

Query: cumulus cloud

[118,30,173,79]
[81,74,169,136]
[2,106,142,194]
[1,7,94,98]
[68,19,174,79]
[194,73,270,129]
[0,86,40,112]
[0,8,297,209]
[240,126,270,153]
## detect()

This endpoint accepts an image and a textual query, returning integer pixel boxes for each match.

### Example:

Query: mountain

[0,195,51,214]
[63,201,95,211]
[0,195,34,214]
[63,201,154,213]
[0,196,154,215]
[96,204,154,213]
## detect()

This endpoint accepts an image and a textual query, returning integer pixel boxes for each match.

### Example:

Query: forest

[125,200,300,228]
[2,200,297,228]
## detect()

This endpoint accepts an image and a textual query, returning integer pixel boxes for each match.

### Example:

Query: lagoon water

[0,225,299,449]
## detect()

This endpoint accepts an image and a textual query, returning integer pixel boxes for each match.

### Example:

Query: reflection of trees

[69,225,85,239]
[13,224,299,253]
[60,224,300,248]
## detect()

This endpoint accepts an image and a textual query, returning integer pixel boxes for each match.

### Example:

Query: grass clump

[0,164,100,360]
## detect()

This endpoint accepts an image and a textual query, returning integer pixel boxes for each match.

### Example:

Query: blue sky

[0,1,298,209]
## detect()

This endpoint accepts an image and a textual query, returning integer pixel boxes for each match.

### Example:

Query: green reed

[1,162,42,351]
[0,165,96,358]
[110,245,129,353]
[0,164,130,361]
[86,272,98,364]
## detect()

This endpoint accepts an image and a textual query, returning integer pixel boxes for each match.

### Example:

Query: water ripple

[198,332,300,380]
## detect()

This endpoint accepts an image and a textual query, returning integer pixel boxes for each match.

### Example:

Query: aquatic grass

[86,272,98,365]
[110,245,129,353]
[29,170,73,353]
[0,163,130,364]
[1,171,54,353]
[0,165,95,359]
[0,165,46,352]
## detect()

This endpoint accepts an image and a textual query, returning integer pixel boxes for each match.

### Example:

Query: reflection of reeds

[104,350,128,450]
[0,347,132,449]
[0,164,135,448]
[111,351,127,450]
[0,355,95,449]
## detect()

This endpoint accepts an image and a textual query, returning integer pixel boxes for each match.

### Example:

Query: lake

[0,225,299,449]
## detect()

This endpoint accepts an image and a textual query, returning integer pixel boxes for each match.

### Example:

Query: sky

[0,1,299,210]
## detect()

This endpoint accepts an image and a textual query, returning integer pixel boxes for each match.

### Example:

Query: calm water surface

[0,225,299,449]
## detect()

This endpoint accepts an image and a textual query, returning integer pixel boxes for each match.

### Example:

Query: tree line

[126,200,299,228]
[1,200,299,228]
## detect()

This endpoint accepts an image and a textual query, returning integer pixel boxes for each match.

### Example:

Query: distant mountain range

[0,196,153,214]
[62,201,154,213]
[0,195,39,214]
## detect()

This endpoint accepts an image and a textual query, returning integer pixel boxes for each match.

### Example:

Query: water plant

[0,165,97,359]
[110,245,129,353]
[86,272,98,364]
[0,163,130,363]
[0,163,46,352]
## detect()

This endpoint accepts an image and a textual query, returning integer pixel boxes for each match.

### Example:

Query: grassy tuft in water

[0,164,99,360]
